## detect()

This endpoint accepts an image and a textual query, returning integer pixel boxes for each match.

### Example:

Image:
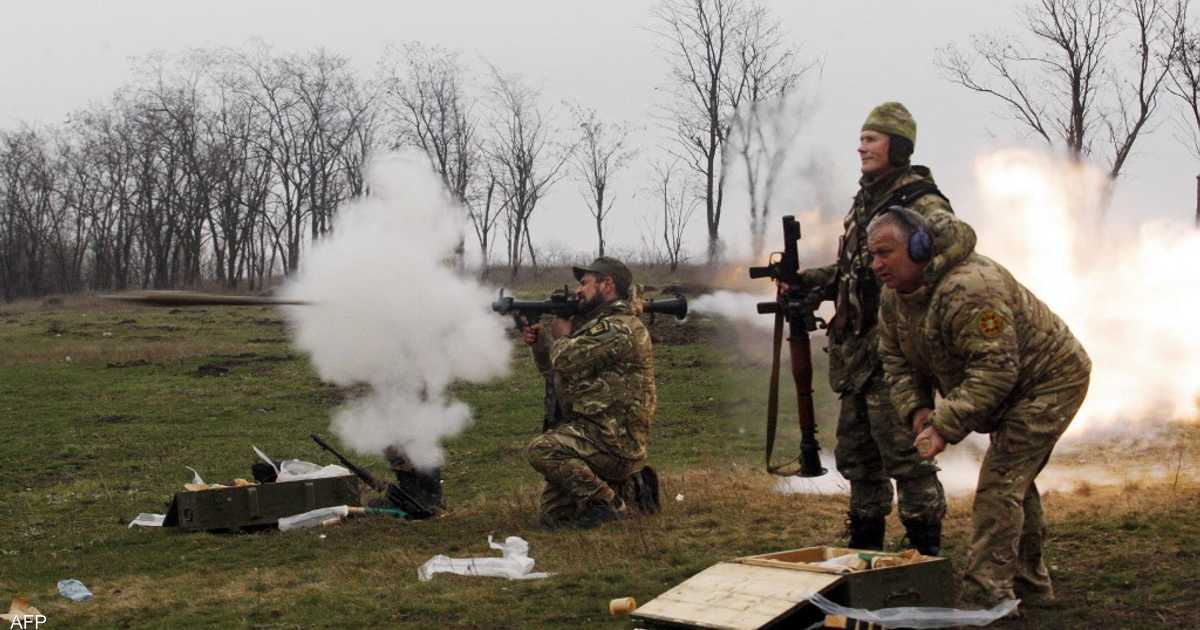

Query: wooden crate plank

[634,562,842,630]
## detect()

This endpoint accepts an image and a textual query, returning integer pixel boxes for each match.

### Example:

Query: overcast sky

[3,0,1194,261]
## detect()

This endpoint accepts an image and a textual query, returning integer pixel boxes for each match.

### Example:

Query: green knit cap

[862,101,916,145]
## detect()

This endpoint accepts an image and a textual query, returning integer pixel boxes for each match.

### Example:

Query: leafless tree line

[0,45,375,301]
[0,40,658,300]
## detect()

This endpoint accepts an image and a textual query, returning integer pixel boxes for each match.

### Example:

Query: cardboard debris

[1,596,42,622]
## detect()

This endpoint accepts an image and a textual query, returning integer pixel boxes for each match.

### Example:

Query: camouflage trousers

[527,422,641,528]
[964,379,1090,603]
[835,373,946,523]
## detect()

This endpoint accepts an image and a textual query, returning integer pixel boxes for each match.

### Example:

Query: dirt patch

[195,364,231,377]
[193,352,298,377]
[648,316,720,346]
[209,352,296,364]
[106,359,153,369]
[247,337,287,343]
[311,382,370,406]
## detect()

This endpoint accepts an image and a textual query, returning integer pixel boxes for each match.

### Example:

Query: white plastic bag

[276,460,352,482]
[127,513,166,528]
[805,592,1020,628]
[252,446,351,482]
[277,505,350,531]
[417,536,550,581]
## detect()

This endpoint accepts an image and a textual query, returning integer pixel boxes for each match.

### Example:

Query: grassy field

[1,283,1197,629]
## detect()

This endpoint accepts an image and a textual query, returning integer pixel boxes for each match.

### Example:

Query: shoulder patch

[587,321,611,336]
[976,309,1006,338]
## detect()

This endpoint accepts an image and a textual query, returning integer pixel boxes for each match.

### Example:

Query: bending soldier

[522,257,660,529]
[869,208,1091,608]
[796,102,976,554]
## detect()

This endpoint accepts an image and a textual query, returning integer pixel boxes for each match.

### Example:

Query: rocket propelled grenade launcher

[491,287,688,328]
[749,214,828,478]
[100,290,311,307]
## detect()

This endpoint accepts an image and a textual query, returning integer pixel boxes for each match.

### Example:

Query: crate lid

[631,560,844,630]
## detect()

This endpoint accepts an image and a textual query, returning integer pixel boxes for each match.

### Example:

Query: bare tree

[654,0,743,262]
[484,65,572,279]
[380,43,478,268]
[467,154,506,277]
[646,159,699,272]
[567,105,636,257]
[938,0,1187,180]
[727,5,815,259]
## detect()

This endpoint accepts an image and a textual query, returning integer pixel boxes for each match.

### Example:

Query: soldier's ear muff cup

[884,205,933,263]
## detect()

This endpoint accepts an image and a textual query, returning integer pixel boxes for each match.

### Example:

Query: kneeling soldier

[522,257,658,528]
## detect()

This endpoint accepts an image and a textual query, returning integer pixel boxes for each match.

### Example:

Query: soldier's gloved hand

[549,316,572,340]
[911,408,934,436]
[521,323,542,346]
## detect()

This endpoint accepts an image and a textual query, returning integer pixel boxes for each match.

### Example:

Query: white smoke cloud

[281,152,511,470]
[971,150,1200,435]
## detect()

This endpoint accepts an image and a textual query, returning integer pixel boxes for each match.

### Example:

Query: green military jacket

[878,251,1091,444]
[807,165,977,395]
[549,299,656,461]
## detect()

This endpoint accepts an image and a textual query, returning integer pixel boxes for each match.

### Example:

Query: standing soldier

[523,257,659,528]
[795,102,977,554]
[869,208,1091,608]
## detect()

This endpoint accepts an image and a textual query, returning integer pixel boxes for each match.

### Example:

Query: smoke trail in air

[281,152,511,470]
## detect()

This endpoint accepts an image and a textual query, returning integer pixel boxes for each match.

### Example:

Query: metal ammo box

[163,475,363,532]
[632,545,953,629]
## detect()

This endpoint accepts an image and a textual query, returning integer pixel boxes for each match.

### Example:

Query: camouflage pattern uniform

[526,299,656,527]
[802,103,975,549]
[878,250,1091,604]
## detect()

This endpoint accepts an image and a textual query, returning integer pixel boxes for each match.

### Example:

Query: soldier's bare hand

[549,316,572,339]
[521,323,542,346]
[913,426,945,460]
[911,407,934,436]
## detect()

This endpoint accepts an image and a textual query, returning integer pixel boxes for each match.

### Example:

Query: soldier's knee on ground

[526,433,563,474]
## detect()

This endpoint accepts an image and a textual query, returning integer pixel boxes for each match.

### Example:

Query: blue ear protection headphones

[884,205,933,263]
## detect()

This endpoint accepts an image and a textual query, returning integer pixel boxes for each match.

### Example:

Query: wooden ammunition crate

[163,475,363,532]
[632,546,953,629]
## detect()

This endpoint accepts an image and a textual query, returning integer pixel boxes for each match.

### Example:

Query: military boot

[901,518,942,556]
[847,515,886,550]
[576,496,629,529]
[631,466,661,514]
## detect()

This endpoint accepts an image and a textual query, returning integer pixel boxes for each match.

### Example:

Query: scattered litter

[812,553,870,574]
[805,592,1019,628]
[278,505,350,531]
[102,332,113,337]
[609,596,637,616]
[675,494,684,502]
[57,579,93,602]
[186,466,204,485]
[418,536,551,581]
[276,459,351,482]
[0,596,42,624]
[128,513,165,528]
[252,446,351,482]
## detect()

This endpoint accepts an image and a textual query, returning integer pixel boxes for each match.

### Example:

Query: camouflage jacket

[878,252,1092,444]
[549,299,656,460]
[806,165,977,395]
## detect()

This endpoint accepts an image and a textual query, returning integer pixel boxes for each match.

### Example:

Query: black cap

[572,256,633,296]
